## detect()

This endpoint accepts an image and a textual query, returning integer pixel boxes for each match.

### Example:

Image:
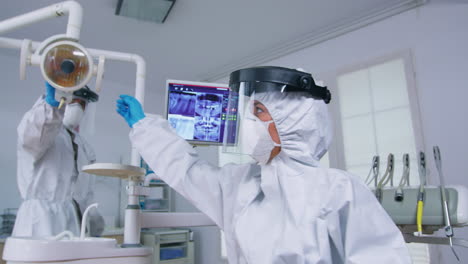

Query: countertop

[101,227,124,236]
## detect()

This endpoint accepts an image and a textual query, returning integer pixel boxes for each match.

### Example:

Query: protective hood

[255,91,332,166]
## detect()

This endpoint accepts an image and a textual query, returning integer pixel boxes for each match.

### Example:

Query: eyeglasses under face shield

[222,66,332,154]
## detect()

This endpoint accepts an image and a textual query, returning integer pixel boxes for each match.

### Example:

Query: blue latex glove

[116,95,146,128]
[45,82,60,107]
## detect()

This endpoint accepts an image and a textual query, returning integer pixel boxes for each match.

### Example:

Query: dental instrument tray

[82,163,146,179]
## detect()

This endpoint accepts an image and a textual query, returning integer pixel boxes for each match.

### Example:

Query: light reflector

[41,41,93,92]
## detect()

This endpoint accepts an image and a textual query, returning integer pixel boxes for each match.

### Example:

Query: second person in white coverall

[13,83,104,238]
[116,66,411,263]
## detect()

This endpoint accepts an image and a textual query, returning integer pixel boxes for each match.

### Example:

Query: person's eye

[255,107,264,114]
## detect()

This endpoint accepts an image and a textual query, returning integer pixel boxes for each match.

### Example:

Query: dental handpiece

[434,146,460,261]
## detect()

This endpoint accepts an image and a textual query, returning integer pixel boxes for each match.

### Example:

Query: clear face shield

[78,99,97,136]
[222,84,270,153]
[222,66,331,163]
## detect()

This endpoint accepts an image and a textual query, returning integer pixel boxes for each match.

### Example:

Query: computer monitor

[165,79,237,145]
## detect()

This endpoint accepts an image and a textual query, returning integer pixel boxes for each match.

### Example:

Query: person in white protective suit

[116,66,411,263]
[13,82,104,238]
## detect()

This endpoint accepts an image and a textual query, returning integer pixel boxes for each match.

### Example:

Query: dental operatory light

[18,34,100,107]
[16,33,105,106]
[41,40,94,93]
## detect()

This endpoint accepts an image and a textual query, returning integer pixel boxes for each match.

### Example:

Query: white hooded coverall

[130,92,411,263]
[13,96,102,237]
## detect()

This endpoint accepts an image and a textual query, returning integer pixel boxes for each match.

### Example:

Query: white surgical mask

[240,114,281,165]
[63,103,84,130]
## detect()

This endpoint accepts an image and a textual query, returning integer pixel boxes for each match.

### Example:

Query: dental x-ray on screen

[165,80,237,145]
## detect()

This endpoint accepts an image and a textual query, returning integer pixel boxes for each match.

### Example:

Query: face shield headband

[73,85,99,103]
[229,66,331,103]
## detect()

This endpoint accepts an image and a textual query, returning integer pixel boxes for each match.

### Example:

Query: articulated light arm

[0,0,83,40]
[0,0,144,167]
[0,37,145,169]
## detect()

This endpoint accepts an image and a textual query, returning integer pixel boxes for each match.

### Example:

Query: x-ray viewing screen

[166,80,237,145]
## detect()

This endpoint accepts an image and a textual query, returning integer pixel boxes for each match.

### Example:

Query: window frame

[322,50,426,171]
[320,49,429,263]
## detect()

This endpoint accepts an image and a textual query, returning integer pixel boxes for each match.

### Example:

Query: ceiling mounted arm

[0,0,83,40]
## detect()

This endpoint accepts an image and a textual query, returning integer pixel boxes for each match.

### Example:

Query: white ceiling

[0,0,425,92]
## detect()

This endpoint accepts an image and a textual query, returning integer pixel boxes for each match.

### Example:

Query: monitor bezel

[164,79,230,146]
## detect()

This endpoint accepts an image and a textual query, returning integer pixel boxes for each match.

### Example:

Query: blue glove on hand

[45,82,60,107]
[116,95,146,128]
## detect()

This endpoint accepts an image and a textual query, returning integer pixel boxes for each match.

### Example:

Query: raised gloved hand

[45,82,60,107]
[116,94,146,128]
